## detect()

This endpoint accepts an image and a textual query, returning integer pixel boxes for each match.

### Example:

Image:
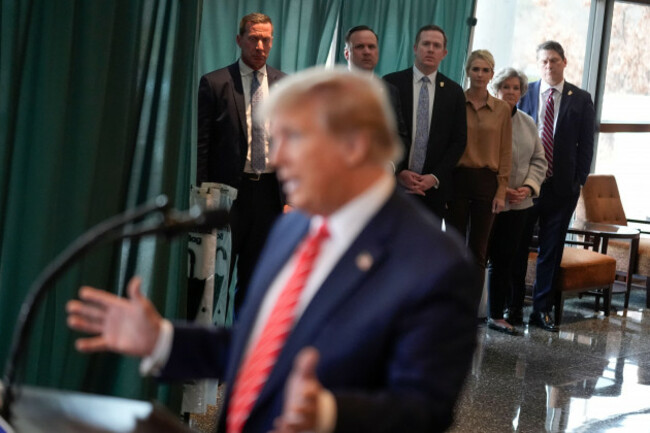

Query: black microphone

[161,206,230,234]
[118,206,230,239]
[0,196,229,421]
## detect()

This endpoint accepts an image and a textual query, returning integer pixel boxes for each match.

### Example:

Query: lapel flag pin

[356,251,373,271]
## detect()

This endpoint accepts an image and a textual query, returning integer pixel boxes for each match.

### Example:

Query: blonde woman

[447,50,512,310]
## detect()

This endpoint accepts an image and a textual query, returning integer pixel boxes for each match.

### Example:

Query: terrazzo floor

[188,284,650,433]
[449,284,650,433]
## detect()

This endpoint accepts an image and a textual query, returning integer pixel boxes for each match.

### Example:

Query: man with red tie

[511,41,595,331]
[67,68,480,432]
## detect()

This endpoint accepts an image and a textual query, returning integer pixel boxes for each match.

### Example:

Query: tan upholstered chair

[575,174,650,308]
[527,248,616,325]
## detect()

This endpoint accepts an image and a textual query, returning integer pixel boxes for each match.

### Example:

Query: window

[599,2,650,123]
[470,0,593,86]
[595,133,650,219]
[595,1,650,220]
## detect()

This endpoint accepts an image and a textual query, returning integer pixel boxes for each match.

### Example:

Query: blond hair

[465,49,495,75]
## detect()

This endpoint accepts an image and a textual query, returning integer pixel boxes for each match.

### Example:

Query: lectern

[1,383,195,432]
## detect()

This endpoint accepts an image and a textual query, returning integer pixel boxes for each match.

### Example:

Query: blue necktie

[410,76,430,173]
[250,70,266,173]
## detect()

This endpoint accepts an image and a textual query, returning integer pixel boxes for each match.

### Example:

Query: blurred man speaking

[67,68,479,433]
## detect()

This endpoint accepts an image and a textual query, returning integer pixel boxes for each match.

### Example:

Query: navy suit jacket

[517,80,595,197]
[383,68,467,207]
[161,190,480,433]
[196,62,286,187]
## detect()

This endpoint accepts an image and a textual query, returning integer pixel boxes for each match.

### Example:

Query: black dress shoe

[487,319,520,336]
[504,308,524,326]
[528,311,559,332]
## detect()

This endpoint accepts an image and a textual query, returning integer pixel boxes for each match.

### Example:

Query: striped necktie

[226,222,330,433]
[541,88,556,178]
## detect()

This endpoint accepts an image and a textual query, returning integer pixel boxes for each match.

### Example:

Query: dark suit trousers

[447,167,497,286]
[487,208,529,319]
[230,174,283,312]
[511,179,580,313]
[416,189,447,221]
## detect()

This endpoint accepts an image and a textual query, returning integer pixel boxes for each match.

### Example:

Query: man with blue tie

[510,41,595,331]
[67,68,480,432]
[197,13,286,312]
[384,25,467,220]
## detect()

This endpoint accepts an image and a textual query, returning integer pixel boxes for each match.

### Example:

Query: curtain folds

[0,0,199,405]
[334,0,476,81]
[197,0,343,76]
[0,0,475,409]
[197,0,474,81]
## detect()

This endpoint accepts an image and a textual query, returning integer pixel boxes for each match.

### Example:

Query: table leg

[624,237,639,309]
[601,238,609,255]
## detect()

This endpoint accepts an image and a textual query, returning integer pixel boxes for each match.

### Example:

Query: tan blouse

[459,92,512,201]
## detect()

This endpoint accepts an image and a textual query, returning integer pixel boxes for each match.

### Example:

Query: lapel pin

[439,81,445,88]
[356,251,373,271]
[568,90,573,96]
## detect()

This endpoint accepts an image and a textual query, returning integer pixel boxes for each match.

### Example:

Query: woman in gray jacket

[486,68,547,334]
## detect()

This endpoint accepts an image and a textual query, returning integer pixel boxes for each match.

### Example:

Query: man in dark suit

[343,25,409,148]
[197,13,285,311]
[511,41,595,331]
[67,68,480,433]
[384,25,467,220]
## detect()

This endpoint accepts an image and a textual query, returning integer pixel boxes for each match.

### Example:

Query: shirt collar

[464,90,497,111]
[413,65,437,84]
[310,173,395,242]
[485,92,497,110]
[239,58,267,77]
[540,79,564,96]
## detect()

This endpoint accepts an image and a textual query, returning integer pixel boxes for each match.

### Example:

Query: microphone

[117,206,230,239]
[160,206,230,234]
[0,196,229,421]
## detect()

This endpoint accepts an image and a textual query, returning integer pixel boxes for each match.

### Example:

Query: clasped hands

[506,186,531,205]
[397,170,437,196]
[66,277,326,433]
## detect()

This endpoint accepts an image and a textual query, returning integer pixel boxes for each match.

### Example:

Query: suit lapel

[267,66,283,85]
[252,192,400,413]
[531,81,541,124]
[228,63,248,143]
[556,82,574,132]
[224,215,310,387]
[429,73,448,143]
[401,69,414,131]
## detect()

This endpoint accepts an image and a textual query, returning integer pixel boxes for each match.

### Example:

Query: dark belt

[242,172,274,182]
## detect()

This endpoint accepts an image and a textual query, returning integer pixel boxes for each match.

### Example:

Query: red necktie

[542,88,556,178]
[226,222,330,433]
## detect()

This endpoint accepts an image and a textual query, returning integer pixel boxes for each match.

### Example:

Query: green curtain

[335,0,476,81]
[198,0,343,76]
[0,0,476,407]
[0,0,200,406]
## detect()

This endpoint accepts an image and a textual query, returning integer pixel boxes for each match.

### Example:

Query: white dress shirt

[537,80,564,137]
[239,59,273,173]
